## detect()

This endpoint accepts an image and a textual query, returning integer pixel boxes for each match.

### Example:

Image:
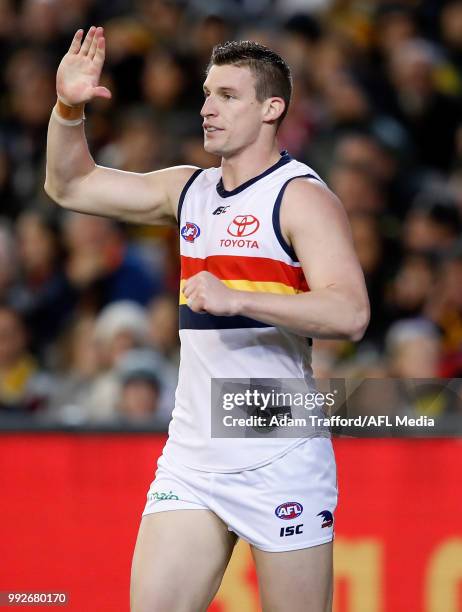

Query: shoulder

[167,164,221,197]
[282,176,345,224]
[154,165,217,218]
[162,165,202,197]
[279,175,351,249]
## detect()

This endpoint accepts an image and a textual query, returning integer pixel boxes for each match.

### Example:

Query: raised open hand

[56,26,112,106]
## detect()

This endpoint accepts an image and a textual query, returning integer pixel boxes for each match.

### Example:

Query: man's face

[201,64,265,158]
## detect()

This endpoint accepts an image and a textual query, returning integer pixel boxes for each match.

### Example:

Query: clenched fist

[56,26,112,106]
[183,271,241,316]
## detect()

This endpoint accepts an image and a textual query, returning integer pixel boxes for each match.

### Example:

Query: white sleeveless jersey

[162,151,329,472]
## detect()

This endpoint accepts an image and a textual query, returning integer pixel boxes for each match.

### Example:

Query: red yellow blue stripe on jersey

[181,255,309,291]
[179,255,309,330]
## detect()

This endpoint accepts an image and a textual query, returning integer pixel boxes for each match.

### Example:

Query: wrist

[55,96,85,121]
[232,290,249,317]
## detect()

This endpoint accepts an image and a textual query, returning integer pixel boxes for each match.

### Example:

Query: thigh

[131,510,238,612]
[252,540,333,612]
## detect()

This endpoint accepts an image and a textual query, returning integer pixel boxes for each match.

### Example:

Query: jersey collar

[216,150,292,198]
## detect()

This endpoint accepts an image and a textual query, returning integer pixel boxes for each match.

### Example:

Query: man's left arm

[183,179,370,341]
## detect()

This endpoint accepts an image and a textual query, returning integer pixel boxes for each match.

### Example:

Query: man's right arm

[45,26,198,225]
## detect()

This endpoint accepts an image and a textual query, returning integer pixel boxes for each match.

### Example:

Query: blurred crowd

[0,0,461,426]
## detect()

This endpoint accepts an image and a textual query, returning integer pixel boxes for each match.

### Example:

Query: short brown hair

[207,40,292,126]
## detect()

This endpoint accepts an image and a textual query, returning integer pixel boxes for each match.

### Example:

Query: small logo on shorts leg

[181,222,201,243]
[147,490,180,502]
[317,510,333,528]
[280,524,304,537]
[275,502,303,520]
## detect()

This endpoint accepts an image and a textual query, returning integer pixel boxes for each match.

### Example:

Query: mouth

[203,125,223,134]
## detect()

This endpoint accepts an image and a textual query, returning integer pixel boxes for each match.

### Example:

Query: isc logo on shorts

[280,524,304,537]
[275,501,303,520]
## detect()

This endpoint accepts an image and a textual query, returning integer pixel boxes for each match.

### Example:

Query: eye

[223,93,233,100]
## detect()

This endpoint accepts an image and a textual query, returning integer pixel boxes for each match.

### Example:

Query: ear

[262,97,285,124]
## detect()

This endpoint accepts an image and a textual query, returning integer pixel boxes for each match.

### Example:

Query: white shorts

[142,437,338,552]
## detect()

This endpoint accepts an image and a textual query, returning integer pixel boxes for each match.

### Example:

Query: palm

[56,27,111,106]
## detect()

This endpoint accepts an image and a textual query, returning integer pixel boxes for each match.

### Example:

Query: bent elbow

[44,177,62,204]
[44,176,72,209]
[349,303,370,342]
[44,177,53,199]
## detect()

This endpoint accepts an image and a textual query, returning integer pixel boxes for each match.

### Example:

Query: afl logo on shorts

[227,215,260,237]
[275,501,303,520]
[181,222,201,243]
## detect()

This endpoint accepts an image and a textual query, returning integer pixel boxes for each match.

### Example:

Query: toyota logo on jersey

[275,502,304,520]
[227,215,260,237]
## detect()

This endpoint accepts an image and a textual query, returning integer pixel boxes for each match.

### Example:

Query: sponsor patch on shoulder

[181,222,201,243]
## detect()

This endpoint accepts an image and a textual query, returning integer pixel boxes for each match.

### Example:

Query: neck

[220,140,282,191]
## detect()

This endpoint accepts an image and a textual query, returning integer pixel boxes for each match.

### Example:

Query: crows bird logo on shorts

[275,501,303,520]
[317,510,333,528]
[181,222,201,243]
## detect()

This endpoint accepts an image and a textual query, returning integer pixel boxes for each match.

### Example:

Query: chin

[203,140,225,157]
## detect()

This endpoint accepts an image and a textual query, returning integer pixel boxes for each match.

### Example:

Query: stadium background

[0,0,461,610]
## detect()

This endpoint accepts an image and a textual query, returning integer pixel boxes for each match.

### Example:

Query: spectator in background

[189,13,233,68]
[13,210,74,360]
[47,314,99,423]
[439,0,462,74]
[140,47,200,157]
[384,318,458,417]
[386,252,436,321]
[136,0,187,44]
[116,348,173,428]
[62,212,161,312]
[402,190,461,255]
[0,143,18,218]
[97,107,164,172]
[426,244,462,371]
[78,300,176,423]
[147,293,180,366]
[329,161,385,214]
[386,38,461,172]
[19,0,65,55]
[373,3,417,62]
[308,68,374,175]
[281,12,323,79]
[102,17,152,106]
[386,318,442,378]
[0,304,53,413]
[4,48,56,207]
[0,220,18,303]
[349,212,392,346]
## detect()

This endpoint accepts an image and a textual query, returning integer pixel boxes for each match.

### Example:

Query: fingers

[183,281,205,312]
[89,26,102,60]
[79,25,96,56]
[93,32,106,67]
[182,281,191,299]
[92,86,112,100]
[68,29,83,54]
[186,294,206,313]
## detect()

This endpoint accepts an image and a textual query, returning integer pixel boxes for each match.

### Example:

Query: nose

[200,95,217,118]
